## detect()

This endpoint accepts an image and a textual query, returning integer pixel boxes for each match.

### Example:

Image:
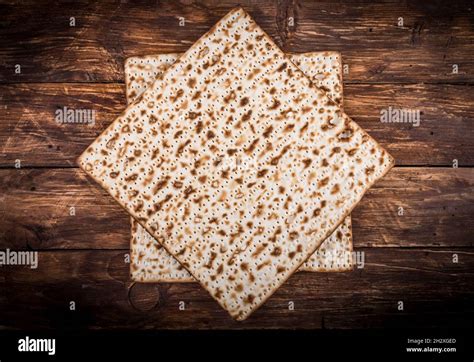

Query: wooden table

[0,0,473,330]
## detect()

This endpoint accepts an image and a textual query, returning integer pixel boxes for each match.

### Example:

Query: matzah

[79,8,394,320]
[125,52,353,282]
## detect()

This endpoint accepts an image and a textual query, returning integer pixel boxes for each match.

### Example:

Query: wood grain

[1,248,472,329]
[1,83,472,167]
[0,1,472,83]
[0,0,472,330]
[0,168,472,250]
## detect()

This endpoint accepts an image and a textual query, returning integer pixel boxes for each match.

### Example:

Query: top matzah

[79,8,394,320]
[125,52,353,282]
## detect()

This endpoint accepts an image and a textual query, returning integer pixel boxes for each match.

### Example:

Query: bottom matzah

[125,52,354,282]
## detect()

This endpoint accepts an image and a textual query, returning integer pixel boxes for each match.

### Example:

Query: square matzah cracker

[125,52,353,282]
[79,8,394,320]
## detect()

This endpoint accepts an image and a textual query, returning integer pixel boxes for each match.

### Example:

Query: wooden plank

[0,1,473,83]
[1,168,472,249]
[1,83,472,167]
[0,248,472,329]
[289,0,474,83]
[344,84,474,166]
[0,83,125,167]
